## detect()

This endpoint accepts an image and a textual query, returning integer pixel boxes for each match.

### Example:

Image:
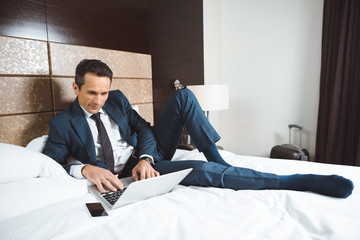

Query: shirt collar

[79,105,106,119]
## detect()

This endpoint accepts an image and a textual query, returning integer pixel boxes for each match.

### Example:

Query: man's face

[73,72,111,114]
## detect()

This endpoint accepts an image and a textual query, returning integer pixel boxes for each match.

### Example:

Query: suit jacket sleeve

[42,117,74,173]
[42,100,101,174]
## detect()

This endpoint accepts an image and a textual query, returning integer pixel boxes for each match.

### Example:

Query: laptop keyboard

[101,188,127,205]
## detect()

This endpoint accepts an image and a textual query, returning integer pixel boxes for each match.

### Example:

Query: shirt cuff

[69,164,87,179]
[67,156,86,179]
[139,154,155,165]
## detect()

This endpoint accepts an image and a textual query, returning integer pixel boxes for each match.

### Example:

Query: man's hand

[81,164,123,193]
[132,160,160,181]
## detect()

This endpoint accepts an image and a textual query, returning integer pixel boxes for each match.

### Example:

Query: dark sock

[203,143,231,167]
[279,174,354,198]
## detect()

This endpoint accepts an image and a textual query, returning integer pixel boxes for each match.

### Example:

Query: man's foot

[279,174,354,198]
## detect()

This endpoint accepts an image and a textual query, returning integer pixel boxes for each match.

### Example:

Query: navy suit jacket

[43,90,161,173]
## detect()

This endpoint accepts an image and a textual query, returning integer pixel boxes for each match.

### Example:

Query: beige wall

[0,36,153,146]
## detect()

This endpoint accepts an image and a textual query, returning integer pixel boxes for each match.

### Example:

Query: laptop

[88,168,192,210]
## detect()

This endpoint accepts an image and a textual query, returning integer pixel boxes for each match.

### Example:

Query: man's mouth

[89,105,99,110]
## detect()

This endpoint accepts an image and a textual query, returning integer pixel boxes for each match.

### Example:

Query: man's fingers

[150,170,158,178]
[131,161,160,181]
[140,170,147,180]
[115,179,124,190]
[132,169,139,181]
[95,181,107,194]
[139,169,160,180]
[82,165,124,192]
[108,174,123,190]
[102,179,117,192]
[135,168,146,180]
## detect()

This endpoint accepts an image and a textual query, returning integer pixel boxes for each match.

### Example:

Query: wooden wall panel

[0,0,47,41]
[0,0,150,54]
[49,42,152,78]
[51,78,75,111]
[46,0,150,53]
[150,0,203,23]
[0,77,52,114]
[0,113,52,147]
[151,33,203,61]
[0,36,49,75]
[0,0,205,134]
[111,79,153,104]
[0,37,154,146]
[150,7,203,42]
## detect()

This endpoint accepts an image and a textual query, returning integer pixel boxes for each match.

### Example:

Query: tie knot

[91,112,101,121]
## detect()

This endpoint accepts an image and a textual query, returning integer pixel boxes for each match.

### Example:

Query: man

[43,59,353,198]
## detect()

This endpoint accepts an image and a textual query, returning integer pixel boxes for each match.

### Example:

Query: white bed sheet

[1,149,360,240]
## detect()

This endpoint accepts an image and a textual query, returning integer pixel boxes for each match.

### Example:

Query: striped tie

[91,113,115,173]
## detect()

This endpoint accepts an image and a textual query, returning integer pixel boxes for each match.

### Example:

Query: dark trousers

[148,89,280,190]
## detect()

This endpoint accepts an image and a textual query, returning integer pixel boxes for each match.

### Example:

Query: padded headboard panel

[0,35,153,147]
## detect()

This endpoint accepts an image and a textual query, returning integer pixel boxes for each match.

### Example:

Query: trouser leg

[154,89,220,160]
[154,160,353,197]
[154,161,279,190]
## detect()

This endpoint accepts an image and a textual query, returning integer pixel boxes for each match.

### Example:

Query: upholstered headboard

[0,35,153,147]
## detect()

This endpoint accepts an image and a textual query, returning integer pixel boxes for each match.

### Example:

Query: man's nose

[93,94,102,104]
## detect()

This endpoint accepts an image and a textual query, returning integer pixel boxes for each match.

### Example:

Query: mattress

[1,143,359,240]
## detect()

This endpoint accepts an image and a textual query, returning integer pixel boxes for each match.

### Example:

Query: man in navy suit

[43,59,353,198]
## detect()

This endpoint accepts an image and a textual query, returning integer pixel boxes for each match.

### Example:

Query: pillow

[172,149,207,161]
[26,135,48,152]
[132,105,140,114]
[0,143,71,184]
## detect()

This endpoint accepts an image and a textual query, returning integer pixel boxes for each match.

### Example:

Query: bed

[1,137,359,240]
[1,35,360,240]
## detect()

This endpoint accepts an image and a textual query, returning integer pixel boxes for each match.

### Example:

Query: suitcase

[270,124,310,161]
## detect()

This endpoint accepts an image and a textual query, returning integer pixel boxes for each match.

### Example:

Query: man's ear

[73,82,79,95]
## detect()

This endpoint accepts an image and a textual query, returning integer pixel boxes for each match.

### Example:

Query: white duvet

[1,144,360,240]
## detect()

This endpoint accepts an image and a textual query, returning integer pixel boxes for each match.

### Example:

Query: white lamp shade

[187,84,229,111]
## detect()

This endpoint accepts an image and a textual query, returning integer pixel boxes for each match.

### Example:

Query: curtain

[316,0,360,166]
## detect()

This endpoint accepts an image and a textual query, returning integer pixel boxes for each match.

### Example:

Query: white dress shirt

[69,107,135,178]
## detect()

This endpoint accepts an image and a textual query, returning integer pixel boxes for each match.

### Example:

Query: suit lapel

[69,99,96,162]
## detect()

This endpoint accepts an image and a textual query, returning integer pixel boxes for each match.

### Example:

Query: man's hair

[75,59,113,90]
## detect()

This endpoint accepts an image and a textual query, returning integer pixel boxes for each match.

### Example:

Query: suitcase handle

[288,124,303,147]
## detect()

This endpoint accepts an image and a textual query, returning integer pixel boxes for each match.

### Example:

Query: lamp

[187,84,229,119]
